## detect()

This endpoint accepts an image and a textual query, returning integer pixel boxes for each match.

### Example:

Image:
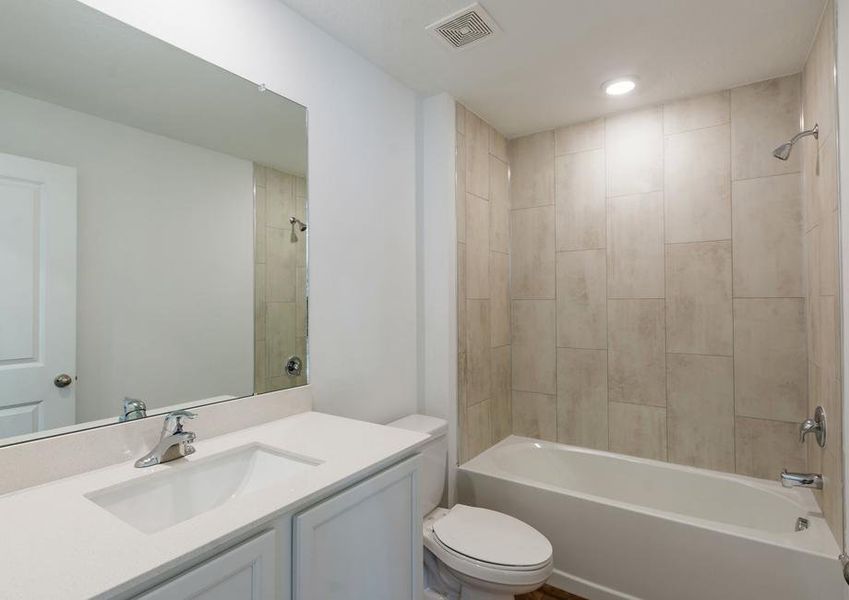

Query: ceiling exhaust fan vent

[427,3,500,51]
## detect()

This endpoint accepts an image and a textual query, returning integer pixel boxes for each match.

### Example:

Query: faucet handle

[163,410,197,434]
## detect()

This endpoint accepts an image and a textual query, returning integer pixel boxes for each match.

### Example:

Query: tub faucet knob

[799,406,827,448]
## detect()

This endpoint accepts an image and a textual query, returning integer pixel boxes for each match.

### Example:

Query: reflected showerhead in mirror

[289,216,307,242]
[772,124,818,161]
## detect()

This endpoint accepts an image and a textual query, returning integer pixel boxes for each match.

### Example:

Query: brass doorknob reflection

[54,373,73,388]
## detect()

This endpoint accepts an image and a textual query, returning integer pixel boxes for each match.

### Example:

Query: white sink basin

[85,444,321,534]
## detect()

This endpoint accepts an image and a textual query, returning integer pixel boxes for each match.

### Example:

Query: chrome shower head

[773,124,818,161]
[289,216,307,232]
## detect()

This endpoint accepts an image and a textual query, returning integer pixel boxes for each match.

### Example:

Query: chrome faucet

[779,469,823,490]
[135,410,197,468]
[799,406,827,447]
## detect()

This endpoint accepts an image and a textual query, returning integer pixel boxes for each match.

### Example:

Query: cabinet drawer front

[293,455,422,600]
[134,530,276,600]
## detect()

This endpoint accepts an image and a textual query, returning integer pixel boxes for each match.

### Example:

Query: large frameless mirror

[0,0,308,447]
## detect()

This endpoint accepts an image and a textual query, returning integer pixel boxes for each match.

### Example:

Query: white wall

[0,89,254,423]
[76,0,419,423]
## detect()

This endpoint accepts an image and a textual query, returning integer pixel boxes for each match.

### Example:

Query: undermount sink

[85,444,321,534]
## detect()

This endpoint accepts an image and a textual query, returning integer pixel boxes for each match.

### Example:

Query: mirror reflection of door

[0,152,76,438]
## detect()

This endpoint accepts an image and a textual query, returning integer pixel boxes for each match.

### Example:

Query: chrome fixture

[773,124,818,160]
[794,517,809,532]
[779,469,823,490]
[840,554,849,586]
[289,216,307,242]
[134,410,197,468]
[285,355,303,377]
[54,373,73,388]
[799,406,827,447]
[121,397,147,421]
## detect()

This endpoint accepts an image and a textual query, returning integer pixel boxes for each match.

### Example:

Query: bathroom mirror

[0,0,308,446]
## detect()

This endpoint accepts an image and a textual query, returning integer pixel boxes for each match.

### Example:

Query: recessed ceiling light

[604,77,636,96]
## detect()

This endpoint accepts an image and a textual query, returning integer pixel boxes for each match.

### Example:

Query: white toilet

[389,414,553,600]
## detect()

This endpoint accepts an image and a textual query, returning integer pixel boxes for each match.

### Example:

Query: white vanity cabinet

[130,455,420,600]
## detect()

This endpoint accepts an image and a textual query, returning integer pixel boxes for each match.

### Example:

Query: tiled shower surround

[254,164,308,393]
[456,4,842,542]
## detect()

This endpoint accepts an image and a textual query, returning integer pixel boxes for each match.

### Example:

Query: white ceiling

[279,0,827,138]
[1,0,307,175]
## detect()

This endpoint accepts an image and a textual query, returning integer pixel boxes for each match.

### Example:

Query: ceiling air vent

[427,3,500,51]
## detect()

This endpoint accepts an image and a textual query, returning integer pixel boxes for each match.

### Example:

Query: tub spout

[779,469,823,490]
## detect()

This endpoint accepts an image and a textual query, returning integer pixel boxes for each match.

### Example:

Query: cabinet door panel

[134,530,276,600]
[293,455,421,600]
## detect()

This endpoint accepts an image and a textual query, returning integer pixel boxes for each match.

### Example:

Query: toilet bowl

[388,414,553,600]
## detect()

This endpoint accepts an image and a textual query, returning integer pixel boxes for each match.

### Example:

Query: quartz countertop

[0,411,428,599]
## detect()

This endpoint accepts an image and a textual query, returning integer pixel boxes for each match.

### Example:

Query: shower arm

[789,124,818,145]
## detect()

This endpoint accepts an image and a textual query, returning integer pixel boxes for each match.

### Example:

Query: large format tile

[607,299,666,406]
[466,299,491,406]
[490,251,511,347]
[512,206,556,298]
[556,249,606,349]
[512,391,557,441]
[665,241,733,356]
[555,118,604,156]
[266,170,296,228]
[509,131,555,209]
[491,346,512,442]
[466,110,491,199]
[667,354,735,472]
[457,243,466,355]
[605,106,663,197]
[607,192,664,298]
[512,300,556,394]
[555,149,606,251]
[490,127,508,162]
[609,402,667,461]
[266,227,297,302]
[456,132,466,243]
[557,348,608,450]
[266,302,296,379]
[466,193,491,299]
[734,299,807,422]
[732,174,803,297]
[664,124,731,243]
[802,4,835,153]
[731,74,801,180]
[735,417,806,480]
[489,156,510,253]
[663,91,730,135]
[465,400,492,460]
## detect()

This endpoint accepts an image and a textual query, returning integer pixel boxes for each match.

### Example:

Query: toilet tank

[387,414,447,515]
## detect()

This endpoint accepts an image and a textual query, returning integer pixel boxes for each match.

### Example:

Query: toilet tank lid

[387,414,447,437]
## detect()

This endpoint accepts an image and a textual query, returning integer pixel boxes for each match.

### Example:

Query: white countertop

[0,411,429,600]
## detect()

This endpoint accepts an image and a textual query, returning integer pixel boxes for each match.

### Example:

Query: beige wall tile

[555,149,606,251]
[490,127,508,162]
[512,300,556,394]
[731,74,801,180]
[466,193,491,299]
[509,131,555,209]
[555,118,604,155]
[607,192,664,298]
[266,302,296,379]
[666,241,733,356]
[512,206,556,298]
[267,170,296,228]
[457,243,466,355]
[732,174,803,297]
[557,348,608,450]
[267,227,296,303]
[455,102,465,134]
[605,106,663,197]
[512,391,557,441]
[255,264,267,342]
[820,208,838,296]
[663,91,730,135]
[822,444,843,540]
[556,249,607,349]
[734,299,807,422]
[466,299,491,406]
[489,156,510,253]
[818,133,839,217]
[296,267,307,338]
[458,351,466,414]
[491,346,512,442]
[803,4,835,146]
[456,133,466,243]
[465,400,492,460]
[609,402,667,461]
[466,110,490,199]
[490,251,511,347]
[667,354,735,472]
[820,295,839,381]
[664,124,731,243]
[608,299,666,406]
[254,338,268,393]
[735,417,806,479]
[253,164,267,188]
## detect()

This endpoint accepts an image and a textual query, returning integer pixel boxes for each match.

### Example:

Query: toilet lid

[432,505,552,568]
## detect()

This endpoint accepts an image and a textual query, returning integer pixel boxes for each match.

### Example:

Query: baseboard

[548,568,642,600]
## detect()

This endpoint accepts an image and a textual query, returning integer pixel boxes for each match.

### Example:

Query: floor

[517,584,588,600]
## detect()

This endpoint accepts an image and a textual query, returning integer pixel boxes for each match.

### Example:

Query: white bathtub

[457,436,845,600]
